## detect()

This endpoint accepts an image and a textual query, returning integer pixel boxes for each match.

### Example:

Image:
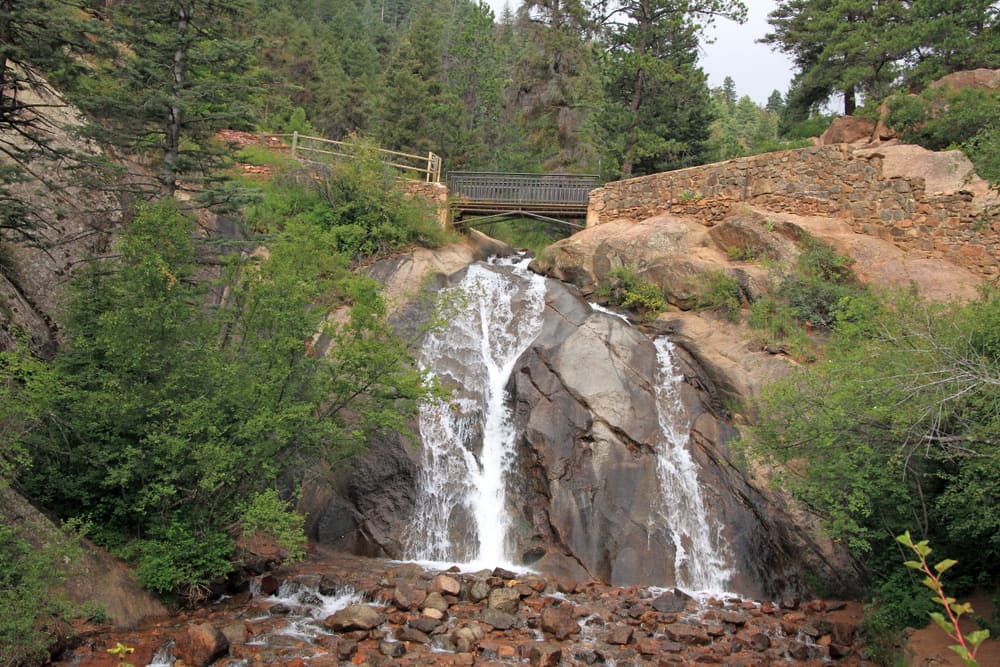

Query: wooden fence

[268,132,443,183]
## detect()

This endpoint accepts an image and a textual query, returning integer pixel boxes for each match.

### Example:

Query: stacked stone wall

[400,180,450,229]
[587,145,1000,280]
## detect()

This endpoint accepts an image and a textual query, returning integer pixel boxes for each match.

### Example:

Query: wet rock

[397,626,430,644]
[718,610,748,625]
[429,574,461,596]
[256,573,281,596]
[664,623,712,645]
[423,591,449,612]
[492,567,518,580]
[452,625,483,652]
[605,623,634,645]
[487,587,521,614]
[408,616,441,634]
[787,640,813,660]
[322,604,383,631]
[392,581,426,610]
[467,578,491,602]
[748,632,771,651]
[480,607,519,630]
[529,642,563,667]
[378,639,406,658]
[175,623,229,667]
[337,639,357,660]
[220,622,248,645]
[540,604,581,639]
[651,589,693,614]
[421,607,444,620]
[268,603,291,615]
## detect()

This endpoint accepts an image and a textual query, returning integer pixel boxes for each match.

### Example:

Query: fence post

[291,131,299,160]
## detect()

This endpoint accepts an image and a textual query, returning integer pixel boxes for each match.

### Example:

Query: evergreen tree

[594,0,745,177]
[79,0,258,200]
[512,0,599,171]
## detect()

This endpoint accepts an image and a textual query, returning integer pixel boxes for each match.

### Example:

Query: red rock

[528,642,562,666]
[664,622,711,646]
[430,574,462,596]
[174,623,229,667]
[604,623,633,645]
[540,605,580,640]
[393,581,426,610]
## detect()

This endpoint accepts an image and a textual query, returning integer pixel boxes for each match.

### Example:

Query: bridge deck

[449,172,598,226]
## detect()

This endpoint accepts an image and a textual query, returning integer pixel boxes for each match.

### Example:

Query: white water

[403,256,547,567]
[652,337,733,592]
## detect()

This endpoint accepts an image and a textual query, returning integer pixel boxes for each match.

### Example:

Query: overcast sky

[487,0,795,105]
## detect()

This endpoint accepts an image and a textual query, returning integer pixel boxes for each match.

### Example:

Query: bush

[0,519,87,666]
[697,271,742,321]
[134,520,233,601]
[239,489,306,560]
[598,266,667,320]
[886,87,1000,186]
[244,139,451,260]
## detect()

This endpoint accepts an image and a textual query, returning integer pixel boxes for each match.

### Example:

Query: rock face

[505,278,862,597]
[0,70,123,357]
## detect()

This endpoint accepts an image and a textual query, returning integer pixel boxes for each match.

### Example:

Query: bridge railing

[267,132,443,183]
[448,172,599,205]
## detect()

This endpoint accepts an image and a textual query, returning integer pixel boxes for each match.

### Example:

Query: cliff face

[0,73,123,356]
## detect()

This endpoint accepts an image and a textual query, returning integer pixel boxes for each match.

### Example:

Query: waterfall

[652,337,733,592]
[403,256,546,567]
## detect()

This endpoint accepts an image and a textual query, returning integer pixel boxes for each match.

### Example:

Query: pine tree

[594,0,745,177]
[79,0,258,200]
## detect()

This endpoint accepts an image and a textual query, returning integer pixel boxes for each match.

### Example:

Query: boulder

[174,623,229,667]
[321,604,383,631]
[429,574,461,596]
[818,116,876,145]
[540,605,581,639]
[487,587,521,614]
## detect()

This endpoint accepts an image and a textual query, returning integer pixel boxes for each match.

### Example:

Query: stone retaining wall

[587,145,1000,280]
[401,180,450,228]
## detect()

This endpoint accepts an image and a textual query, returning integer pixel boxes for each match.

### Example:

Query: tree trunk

[843,86,856,116]
[162,6,189,196]
[620,67,646,179]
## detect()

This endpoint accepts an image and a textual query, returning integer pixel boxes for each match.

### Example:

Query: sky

[487,0,795,106]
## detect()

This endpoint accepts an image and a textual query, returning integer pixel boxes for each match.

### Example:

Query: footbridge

[448,172,599,231]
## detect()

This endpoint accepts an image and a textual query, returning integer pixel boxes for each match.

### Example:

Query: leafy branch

[898,531,990,666]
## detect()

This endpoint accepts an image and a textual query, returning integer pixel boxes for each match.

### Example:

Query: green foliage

[246,142,449,260]
[598,266,667,320]
[134,520,233,598]
[0,519,85,666]
[239,489,306,560]
[862,568,939,664]
[107,642,135,667]
[886,87,1000,187]
[697,271,742,321]
[747,287,1000,595]
[14,200,430,597]
[898,532,991,666]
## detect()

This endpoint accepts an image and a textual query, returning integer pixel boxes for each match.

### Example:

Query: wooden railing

[448,171,598,205]
[268,132,443,183]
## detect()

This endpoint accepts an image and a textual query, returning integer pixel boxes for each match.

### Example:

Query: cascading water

[652,337,733,592]
[402,256,546,567]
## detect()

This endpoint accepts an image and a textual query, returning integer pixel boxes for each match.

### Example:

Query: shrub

[0,519,88,665]
[697,271,742,321]
[886,87,1000,187]
[599,266,667,320]
[134,519,234,601]
[239,489,306,560]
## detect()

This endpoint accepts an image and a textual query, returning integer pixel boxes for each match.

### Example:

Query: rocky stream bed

[57,550,868,667]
